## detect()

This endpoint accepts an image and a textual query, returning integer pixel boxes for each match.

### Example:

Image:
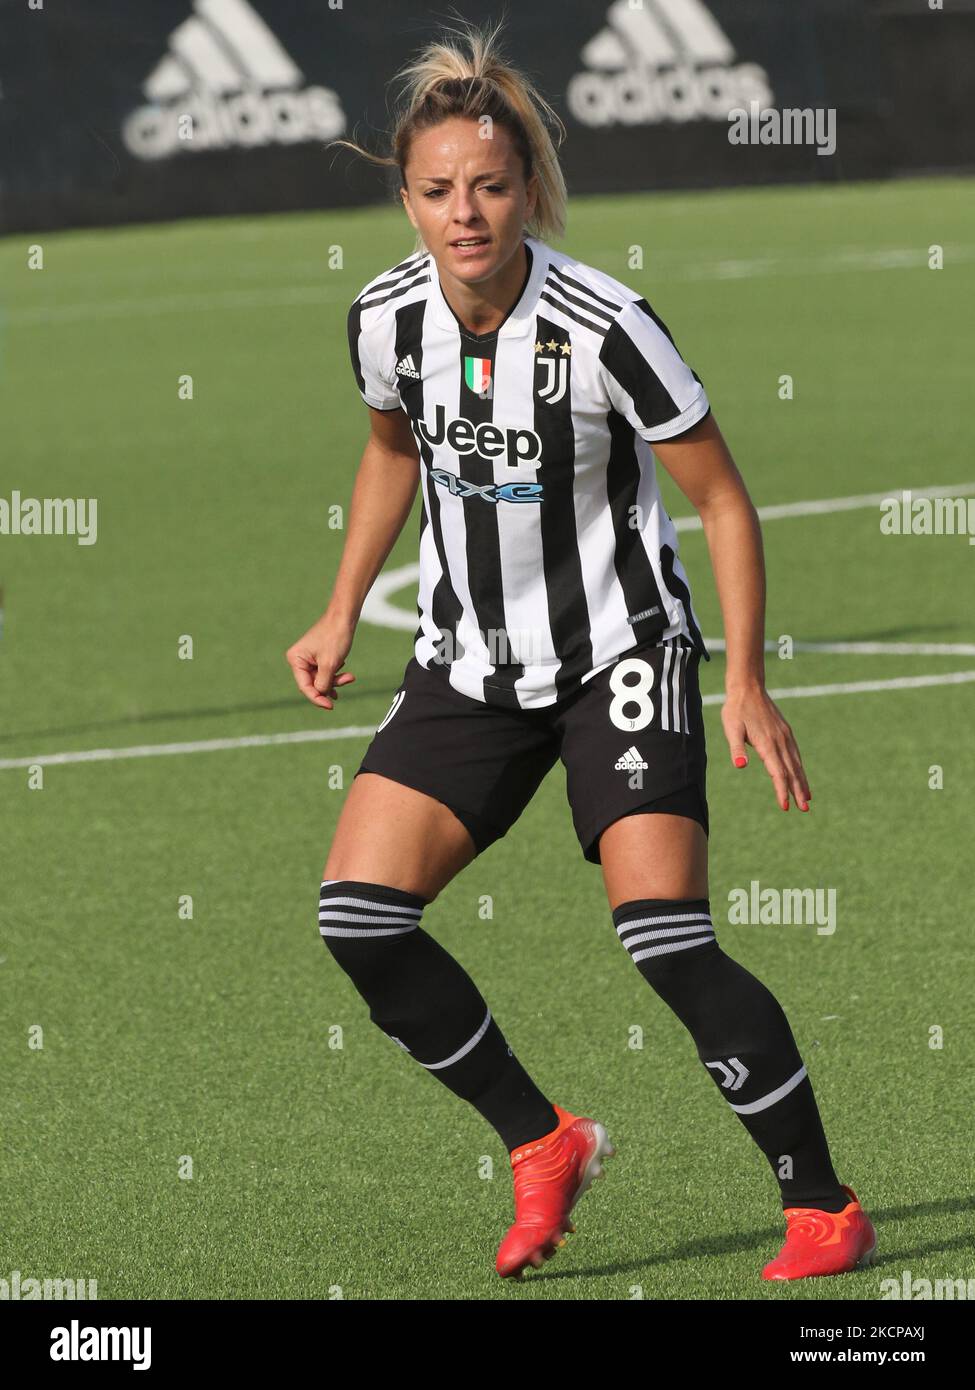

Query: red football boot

[762,1184,877,1280]
[496,1103,615,1280]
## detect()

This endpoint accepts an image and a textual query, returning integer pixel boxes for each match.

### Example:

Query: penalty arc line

[0,671,973,771]
[362,483,975,631]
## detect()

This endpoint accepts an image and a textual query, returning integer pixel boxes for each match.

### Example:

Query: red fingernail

[734,756,747,768]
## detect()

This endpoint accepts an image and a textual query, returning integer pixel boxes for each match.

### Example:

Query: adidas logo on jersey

[569,0,773,127]
[122,0,346,160]
[396,354,421,380]
[615,744,649,771]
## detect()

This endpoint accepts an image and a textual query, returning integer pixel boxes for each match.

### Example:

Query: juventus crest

[534,336,572,404]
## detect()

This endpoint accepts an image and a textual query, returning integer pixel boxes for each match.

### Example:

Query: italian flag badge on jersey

[464,356,493,398]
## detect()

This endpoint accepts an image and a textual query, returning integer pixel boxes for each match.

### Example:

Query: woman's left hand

[721,685,811,812]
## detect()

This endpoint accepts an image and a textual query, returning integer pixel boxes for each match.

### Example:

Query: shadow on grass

[0,678,405,745]
[516,1192,975,1284]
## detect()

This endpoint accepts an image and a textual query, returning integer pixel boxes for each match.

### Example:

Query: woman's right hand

[285,611,357,711]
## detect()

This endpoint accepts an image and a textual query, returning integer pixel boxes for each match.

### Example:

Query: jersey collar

[428,234,547,341]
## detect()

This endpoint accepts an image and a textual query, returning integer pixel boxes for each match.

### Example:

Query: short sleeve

[347,300,401,411]
[598,297,710,442]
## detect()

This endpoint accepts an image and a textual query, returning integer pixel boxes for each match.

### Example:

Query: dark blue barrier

[0,0,971,233]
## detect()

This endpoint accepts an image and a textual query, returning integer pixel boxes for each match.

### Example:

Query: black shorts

[355,639,708,865]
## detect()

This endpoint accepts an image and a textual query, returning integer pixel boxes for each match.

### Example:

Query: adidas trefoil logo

[122,0,346,161]
[615,744,649,772]
[395,354,421,380]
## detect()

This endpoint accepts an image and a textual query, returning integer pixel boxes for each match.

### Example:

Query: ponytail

[330,16,567,250]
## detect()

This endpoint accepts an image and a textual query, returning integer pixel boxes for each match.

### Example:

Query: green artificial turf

[1,177,972,1299]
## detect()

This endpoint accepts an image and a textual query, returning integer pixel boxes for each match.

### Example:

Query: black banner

[0,0,972,234]
[1,1297,965,1366]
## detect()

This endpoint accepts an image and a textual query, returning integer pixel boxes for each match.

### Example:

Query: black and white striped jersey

[347,233,711,710]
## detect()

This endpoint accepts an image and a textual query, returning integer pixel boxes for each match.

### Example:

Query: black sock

[613,897,847,1212]
[319,880,558,1151]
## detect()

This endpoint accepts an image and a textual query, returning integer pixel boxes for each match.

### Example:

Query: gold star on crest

[535,338,572,355]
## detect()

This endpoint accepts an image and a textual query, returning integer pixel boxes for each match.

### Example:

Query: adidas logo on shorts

[395,354,421,379]
[615,744,649,771]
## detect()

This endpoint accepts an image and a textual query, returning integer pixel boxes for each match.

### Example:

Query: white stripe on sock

[728,1064,808,1114]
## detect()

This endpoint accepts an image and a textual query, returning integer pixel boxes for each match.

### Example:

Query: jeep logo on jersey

[417,403,542,469]
[429,470,543,505]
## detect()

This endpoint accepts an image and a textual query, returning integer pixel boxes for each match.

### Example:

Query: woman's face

[400,116,538,283]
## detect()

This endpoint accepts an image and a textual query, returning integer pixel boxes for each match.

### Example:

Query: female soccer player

[285,20,876,1283]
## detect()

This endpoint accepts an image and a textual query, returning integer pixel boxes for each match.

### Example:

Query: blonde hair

[329,16,567,252]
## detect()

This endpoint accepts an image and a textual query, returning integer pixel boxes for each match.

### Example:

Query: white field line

[1,483,971,772]
[700,669,975,707]
[673,481,975,532]
[6,243,974,326]
[1,672,973,772]
[364,480,975,632]
[2,285,341,326]
[665,244,975,281]
[711,639,975,657]
[0,727,376,771]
